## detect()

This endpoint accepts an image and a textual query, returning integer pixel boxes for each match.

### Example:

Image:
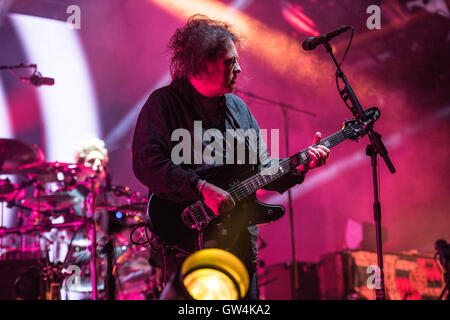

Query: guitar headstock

[342,107,380,141]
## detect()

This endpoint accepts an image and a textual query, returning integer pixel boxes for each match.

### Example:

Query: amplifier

[0,259,40,300]
[258,261,320,300]
[318,249,445,300]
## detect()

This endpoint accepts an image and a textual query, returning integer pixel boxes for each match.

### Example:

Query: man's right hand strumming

[198,180,236,216]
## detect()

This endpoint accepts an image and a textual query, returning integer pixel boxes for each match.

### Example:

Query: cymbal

[18,162,97,185]
[21,193,81,211]
[0,139,44,173]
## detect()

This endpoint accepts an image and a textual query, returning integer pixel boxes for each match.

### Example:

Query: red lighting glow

[281,2,320,37]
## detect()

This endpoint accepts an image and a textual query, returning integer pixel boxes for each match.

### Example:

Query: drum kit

[0,138,158,300]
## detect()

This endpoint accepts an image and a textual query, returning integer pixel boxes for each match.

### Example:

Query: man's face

[83,150,106,172]
[204,39,241,96]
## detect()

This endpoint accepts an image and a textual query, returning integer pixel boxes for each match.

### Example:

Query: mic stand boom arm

[323,41,396,300]
[0,63,37,70]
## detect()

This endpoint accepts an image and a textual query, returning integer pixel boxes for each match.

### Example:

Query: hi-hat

[16,162,97,187]
[21,193,81,211]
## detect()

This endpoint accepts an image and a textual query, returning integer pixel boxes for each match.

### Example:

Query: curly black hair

[169,14,240,80]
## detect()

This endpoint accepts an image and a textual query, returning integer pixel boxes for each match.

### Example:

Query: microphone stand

[322,42,396,300]
[235,88,316,299]
[102,167,116,300]
[0,63,36,70]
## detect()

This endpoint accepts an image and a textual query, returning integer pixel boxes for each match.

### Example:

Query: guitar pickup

[194,201,211,222]
[182,201,213,231]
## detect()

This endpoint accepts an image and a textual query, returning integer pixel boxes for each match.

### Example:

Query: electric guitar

[147,107,380,252]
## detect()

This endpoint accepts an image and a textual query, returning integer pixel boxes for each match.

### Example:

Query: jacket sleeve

[132,93,201,203]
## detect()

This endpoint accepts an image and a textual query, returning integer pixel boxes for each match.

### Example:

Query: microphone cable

[335,27,356,114]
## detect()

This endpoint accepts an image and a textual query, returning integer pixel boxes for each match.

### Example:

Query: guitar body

[147,192,285,252]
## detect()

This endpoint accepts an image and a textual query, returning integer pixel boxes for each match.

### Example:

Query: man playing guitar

[132,15,330,300]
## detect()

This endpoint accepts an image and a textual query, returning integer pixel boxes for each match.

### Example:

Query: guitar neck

[228,126,351,202]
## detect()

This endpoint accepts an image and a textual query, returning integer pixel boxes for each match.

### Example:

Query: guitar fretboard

[228,127,352,202]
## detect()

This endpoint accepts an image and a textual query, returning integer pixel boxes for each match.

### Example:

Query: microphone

[302,25,351,51]
[21,74,55,86]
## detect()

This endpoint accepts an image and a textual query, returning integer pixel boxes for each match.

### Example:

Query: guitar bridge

[182,201,212,231]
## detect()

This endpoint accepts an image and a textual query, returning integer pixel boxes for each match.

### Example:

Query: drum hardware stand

[0,198,15,259]
[103,217,116,300]
[103,237,115,300]
[100,174,117,300]
[321,39,396,300]
[0,190,8,257]
[85,176,100,300]
[28,179,46,254]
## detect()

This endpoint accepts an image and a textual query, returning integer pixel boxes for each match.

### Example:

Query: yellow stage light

[181,248,249,300]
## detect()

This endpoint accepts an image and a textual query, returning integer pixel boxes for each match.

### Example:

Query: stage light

[281,1,320,37]
[180,248,249,300]
[115,211,124,219]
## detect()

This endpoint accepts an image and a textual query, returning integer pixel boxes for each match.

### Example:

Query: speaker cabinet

[259,261,320,300]
[0,259,40,300]
[318,249,445,300]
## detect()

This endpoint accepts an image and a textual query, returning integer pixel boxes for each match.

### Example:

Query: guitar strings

[227,127,350,199]
[186,124,355,225]
[228,139,340,199]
